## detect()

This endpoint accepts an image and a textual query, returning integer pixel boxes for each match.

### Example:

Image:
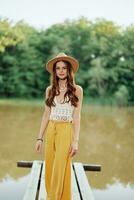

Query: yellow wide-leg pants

[44,120,73,200]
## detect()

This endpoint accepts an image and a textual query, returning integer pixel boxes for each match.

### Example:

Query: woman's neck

[58,78,67,87]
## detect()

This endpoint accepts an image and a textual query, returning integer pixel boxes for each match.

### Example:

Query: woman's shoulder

[46,85,52,92]
[74,85,83,101]
[75,84,83,93]
[45,85,52,98]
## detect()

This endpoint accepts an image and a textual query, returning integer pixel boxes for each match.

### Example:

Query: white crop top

[49,95,75,122]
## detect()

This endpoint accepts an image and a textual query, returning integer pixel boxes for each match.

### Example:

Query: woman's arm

[72,85,83,143]
[37,86,51,140]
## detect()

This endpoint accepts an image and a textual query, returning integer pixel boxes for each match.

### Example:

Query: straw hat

[45,52,79,74]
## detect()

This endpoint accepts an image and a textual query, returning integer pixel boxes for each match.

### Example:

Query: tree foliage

[0,16,133,105]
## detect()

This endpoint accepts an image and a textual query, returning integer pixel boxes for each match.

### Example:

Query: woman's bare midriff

[49,119,72,123]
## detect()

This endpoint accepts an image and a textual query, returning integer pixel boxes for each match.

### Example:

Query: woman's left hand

[69,140,78,157]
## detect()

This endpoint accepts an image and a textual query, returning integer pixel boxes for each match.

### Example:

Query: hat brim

[45,56,79,74]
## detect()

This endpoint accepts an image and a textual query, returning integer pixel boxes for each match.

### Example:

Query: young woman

[35,52,83,200]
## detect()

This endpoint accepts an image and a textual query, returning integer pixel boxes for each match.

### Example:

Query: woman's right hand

[35,140,43,153]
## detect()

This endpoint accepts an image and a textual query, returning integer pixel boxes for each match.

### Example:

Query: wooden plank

[17,161,101,171]
[83,163,101,171]
[73,162,94,200]
[38,161,47,200]
[71,162,81,200]
[17,161,33,168]
[23,160,42,200]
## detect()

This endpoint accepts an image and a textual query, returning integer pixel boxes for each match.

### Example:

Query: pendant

[59,87,67,92]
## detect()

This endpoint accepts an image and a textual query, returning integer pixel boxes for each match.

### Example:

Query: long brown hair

[45,60,79,107]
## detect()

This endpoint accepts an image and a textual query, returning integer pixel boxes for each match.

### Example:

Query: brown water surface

[0,101,134,200]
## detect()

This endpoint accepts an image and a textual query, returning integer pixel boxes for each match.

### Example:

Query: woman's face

[55,61,68,79]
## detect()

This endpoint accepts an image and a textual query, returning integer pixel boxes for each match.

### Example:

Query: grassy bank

[0,96,133,107]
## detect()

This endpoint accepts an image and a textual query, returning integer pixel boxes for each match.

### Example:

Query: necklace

[59,87,67,92]
[59,84,67,92]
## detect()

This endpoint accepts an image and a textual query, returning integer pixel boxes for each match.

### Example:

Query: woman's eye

[56,67,66,70]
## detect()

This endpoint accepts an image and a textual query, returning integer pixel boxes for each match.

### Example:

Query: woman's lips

[59,74,64,76]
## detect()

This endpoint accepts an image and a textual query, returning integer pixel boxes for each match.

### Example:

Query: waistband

[49,119,73,124]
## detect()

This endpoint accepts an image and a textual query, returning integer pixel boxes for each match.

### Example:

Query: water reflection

[0,174,30,200]
[0,102,134,200]
[93,179,134,200]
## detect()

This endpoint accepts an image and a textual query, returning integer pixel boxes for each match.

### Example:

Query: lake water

[0,100,134,200]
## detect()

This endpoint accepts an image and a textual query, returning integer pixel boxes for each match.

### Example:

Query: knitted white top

[49,95,75,122]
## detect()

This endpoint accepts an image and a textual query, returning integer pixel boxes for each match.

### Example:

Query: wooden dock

[17,160,101,200]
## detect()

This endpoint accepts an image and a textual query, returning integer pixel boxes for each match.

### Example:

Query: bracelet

[37,138,43,142]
